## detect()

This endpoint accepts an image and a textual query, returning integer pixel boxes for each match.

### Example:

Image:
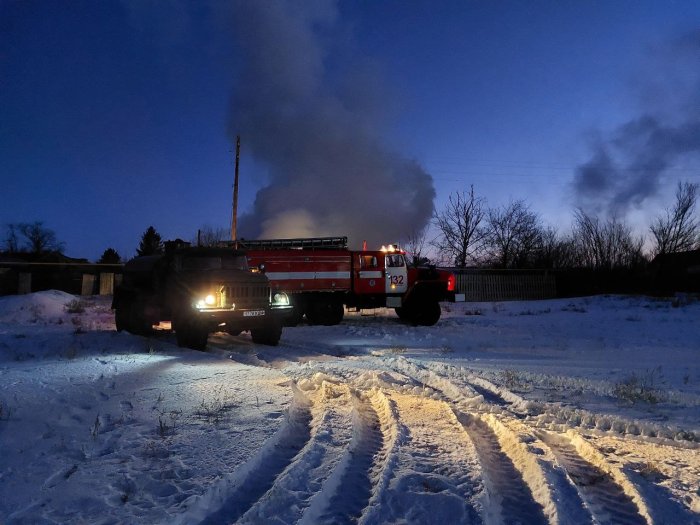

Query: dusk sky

[2,1,700,260]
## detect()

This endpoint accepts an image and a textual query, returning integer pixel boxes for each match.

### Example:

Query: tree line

[409,181,700,270]
[3,181,698,269]
[0,223,166,264]
[0,223,219,263]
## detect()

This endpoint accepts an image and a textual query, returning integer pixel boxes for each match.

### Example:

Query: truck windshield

[182,256,248,271]
[386,254,406,267]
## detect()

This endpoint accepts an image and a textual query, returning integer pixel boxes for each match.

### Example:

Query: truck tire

[117,298,152,335]
[285,306,305,327]
[307,300,344,326]
[175,326,209,350]
[283,296,305,326]
[397,301,441,326]
[251,319,282,346]
[394,306,409,321]
[115,304,130,332]
[414,301,441,326]
[173,315,209,350]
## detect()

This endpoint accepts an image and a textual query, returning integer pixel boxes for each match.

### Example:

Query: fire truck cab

[356,246,408,298]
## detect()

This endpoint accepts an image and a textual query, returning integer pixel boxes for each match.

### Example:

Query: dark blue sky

[2,1,700,260]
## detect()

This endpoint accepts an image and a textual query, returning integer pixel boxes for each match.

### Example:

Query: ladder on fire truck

[232,236,348,250]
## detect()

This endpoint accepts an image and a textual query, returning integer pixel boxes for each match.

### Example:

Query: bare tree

[433,186,487,267]
[194,225,229,247]
[402,227,430,267]
[573,210,645,269]
[650,181,699,255]
[485,200,543,268]
[3,224,20,253]
[8,222,64,254]
[535,226,579,269]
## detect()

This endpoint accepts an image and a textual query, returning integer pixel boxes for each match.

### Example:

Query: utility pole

[231,135,240,241]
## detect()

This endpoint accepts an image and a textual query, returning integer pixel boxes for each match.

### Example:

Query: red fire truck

[237,237,463,326]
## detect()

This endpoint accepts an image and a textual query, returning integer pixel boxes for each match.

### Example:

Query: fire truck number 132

[241,237,463,327]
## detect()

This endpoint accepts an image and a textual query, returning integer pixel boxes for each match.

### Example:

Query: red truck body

[237,237,460,326]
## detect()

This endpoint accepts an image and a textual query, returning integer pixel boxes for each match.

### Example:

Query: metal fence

[451,269,557,302]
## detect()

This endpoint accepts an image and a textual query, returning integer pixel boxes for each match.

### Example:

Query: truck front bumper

[194,305,293,330]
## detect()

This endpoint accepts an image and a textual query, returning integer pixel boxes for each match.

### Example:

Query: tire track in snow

[236,382,355,524]
[184,385,313,525]
[455,411,548,525]
[386,357,526,414]
[387,358,653,524]
[419,360,532,415]
[301,388,398,525]
[381,358,560,523]
[382,358,674,524]
[364,394,482,524]
[419,360,697,444]
[537,430,649,525]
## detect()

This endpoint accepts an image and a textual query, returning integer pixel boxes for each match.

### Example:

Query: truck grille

[222,283,269,309]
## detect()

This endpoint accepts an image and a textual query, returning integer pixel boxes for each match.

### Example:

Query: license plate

[243,310,266,317]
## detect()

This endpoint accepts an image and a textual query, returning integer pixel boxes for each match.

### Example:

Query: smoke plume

[573,30,700,216]
[228,1,435,249]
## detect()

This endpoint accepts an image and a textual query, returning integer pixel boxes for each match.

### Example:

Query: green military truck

[112,242,292,350]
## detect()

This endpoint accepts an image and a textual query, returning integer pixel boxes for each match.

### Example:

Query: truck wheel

[175,326,209,350]
[394,307,409,321]
[285,306,305,327]
[174,316,209,350]
[251,319,282,346]
[326,302,345,325]
[307,300,344,326]
[115,305,130,332]
[415,301,441,326]
[125,299,152,335]
[284,297,305,327]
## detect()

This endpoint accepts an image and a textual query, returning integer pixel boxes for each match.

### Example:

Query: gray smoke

[573,29,700,216]
[228,1,435,249]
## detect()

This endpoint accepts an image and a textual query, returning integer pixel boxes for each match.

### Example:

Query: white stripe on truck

[266,271,351,280]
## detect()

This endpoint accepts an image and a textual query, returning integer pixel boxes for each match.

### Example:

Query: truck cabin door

[355,253,384,295]
[385,253,408,294]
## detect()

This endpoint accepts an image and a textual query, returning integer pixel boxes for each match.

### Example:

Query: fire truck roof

[231,237,348,251]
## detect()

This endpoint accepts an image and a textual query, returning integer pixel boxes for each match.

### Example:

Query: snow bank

[0,290,78,325]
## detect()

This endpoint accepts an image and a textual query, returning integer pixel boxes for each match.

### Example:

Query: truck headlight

[196,293,219,309]
[272,292,290,306]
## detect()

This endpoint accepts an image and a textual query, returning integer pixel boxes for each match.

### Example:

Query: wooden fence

[0,262,123,296]
[452,269,557,301]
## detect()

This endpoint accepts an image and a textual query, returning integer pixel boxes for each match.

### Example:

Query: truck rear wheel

[285,302,305,327]
[394,306,409,321]
[306,300,344,326]
[251,319,282,346]
[129,304,153,335]
[115,305,129,332]
[116,299,152,335]
[397,301,441,326]
[414,301,441,326]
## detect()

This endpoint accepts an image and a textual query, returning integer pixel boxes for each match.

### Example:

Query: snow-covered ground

[1,291,698,524]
